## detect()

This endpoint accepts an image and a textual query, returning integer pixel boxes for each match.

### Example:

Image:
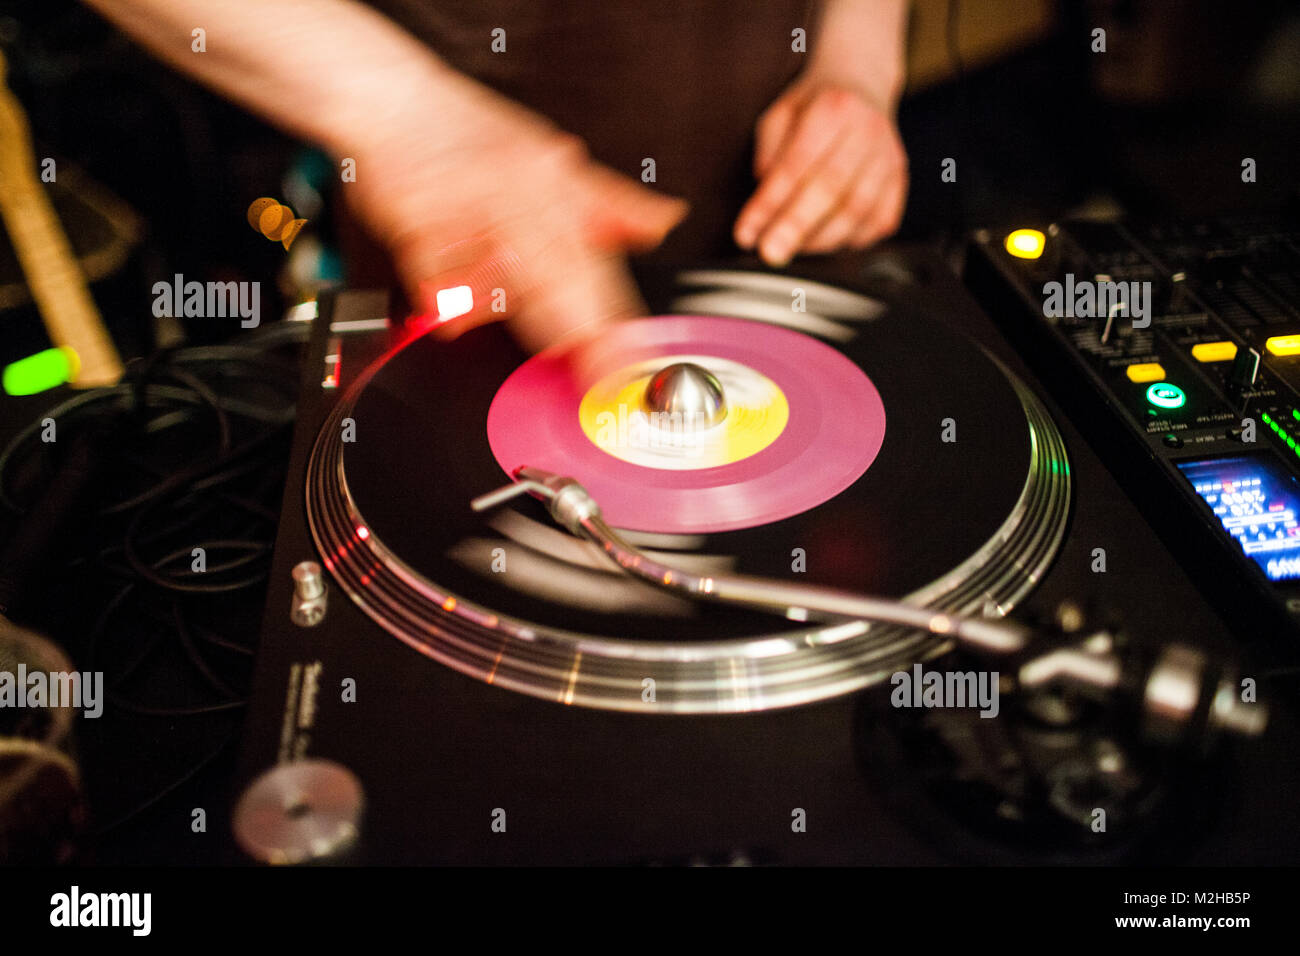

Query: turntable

[229,252,1298,866]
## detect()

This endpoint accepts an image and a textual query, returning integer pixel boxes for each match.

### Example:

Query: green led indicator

[2,346,79,396]
[1145,382,1186,410]
[1292,409,1300,422]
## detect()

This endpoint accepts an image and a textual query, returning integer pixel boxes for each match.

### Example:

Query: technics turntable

[229,251,1297,866]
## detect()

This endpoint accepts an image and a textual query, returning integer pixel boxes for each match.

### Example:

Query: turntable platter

[305,271,1070,712]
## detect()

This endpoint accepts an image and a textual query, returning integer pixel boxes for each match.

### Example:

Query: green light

[1293,409,1300,422]
[1263,411,1273,423]
[1145,382,1186,410]
[2,346,79,396]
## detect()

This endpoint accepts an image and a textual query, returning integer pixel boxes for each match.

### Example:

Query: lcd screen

[1177,455,1300,582]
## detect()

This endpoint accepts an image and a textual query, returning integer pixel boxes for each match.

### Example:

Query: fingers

[848,144,908,249]
[754,123,869,265]
[737,85,908,263]
[505,217,647,354]
[402,224,645,356]
[392,153,676,354]
[752,89,804,180]
[582,163,690,252]
[734,88,855,252]
[396,232,493,321]
[803,138,897,254]
[847,188,905,250]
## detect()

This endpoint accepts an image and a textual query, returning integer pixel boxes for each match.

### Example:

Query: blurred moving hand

[83,0,686,352]
[348,82,687,351]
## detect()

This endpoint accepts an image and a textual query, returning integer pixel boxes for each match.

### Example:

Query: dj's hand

[734,79,908,267]
[346,78,688,352]
[82,0,688,353]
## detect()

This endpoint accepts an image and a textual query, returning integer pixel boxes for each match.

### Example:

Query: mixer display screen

[1178,456,1300,581]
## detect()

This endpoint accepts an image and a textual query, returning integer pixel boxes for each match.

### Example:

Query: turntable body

[230,253,1300,865]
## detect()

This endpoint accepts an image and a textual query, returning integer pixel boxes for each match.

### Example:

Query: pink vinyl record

[486,316,887,534]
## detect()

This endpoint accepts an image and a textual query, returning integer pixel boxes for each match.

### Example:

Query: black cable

[1,324,301,851]
[83,580,137,676]
[101,411,289,517]
[172,601,241,700]
[105,696,246,718]
[135,603,254,657]
[153,364,234,455]
[161,540,273,578]
[121,511,273,593]
[107,632,169,690]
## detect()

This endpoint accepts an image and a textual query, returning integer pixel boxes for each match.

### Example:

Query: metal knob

[292,561,324,600]
[643,362,726,428]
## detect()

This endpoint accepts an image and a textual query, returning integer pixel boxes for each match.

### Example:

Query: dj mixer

[967,212,1300,648]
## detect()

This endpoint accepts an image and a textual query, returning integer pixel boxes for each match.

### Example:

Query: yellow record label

[578,355,788,470]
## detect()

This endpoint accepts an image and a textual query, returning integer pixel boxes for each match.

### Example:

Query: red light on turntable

[356,525,370,540]
[435,284,474,321]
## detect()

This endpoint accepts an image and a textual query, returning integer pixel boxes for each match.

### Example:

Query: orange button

[1266,335,1300,356]
[1191,341,1238,363]
[1126,363,1166,383]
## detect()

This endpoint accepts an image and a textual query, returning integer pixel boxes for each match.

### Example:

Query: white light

[436,285,474,321]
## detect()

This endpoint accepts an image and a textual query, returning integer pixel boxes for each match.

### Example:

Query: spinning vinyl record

[486,315,887,533]
[306,270,1070,712]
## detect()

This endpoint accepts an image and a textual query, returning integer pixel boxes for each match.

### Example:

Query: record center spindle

[643,361,727,427]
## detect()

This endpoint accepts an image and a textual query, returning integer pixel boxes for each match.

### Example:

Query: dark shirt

[362,0,817,260]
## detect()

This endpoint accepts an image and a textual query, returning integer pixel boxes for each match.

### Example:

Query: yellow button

[1126,363,1166,383]
[1266,335,1300,356]
[1191,341,1238,363]
[1004,228,1046,260]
